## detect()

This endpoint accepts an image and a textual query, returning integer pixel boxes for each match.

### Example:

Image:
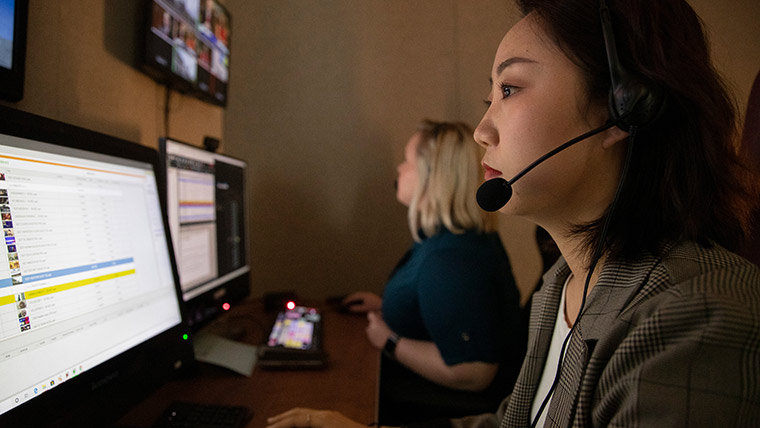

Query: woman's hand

[365,311,393,350]
[266,408,368,428]
[341,292,383,313]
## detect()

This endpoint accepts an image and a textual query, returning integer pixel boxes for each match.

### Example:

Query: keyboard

[152,401,252,428]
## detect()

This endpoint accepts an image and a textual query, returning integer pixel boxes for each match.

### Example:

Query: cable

[530,126,637,428]
[510,119,622,186]
[164,85,171,138]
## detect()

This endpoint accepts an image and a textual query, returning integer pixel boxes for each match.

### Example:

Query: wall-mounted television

[143,0,231,107]
[0,0,28,102]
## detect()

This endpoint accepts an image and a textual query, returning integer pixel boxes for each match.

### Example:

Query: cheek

[493,102,573,176]
[396,168,416,203]
[491,110,545,175]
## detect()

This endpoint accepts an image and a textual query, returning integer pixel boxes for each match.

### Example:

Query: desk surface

[117,299,379,428]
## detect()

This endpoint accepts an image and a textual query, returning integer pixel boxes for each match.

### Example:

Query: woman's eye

[483,84,515,107]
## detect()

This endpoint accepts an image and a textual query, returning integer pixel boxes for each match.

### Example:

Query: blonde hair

[408,119,493,241]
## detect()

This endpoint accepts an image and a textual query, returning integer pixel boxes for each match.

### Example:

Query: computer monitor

[0,105,193,426]
[159,138,250,329]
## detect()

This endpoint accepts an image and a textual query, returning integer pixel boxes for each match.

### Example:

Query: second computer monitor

[160,138,250,328]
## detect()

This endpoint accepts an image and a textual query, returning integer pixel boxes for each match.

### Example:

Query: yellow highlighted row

[0,269,136,307]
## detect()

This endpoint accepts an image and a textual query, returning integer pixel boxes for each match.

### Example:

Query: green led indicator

[182,333,189,340]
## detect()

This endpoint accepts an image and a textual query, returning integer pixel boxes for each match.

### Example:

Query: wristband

[383,332,400,358]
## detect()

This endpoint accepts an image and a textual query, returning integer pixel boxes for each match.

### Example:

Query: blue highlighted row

[0,257,135,289]
[178,178,215,186]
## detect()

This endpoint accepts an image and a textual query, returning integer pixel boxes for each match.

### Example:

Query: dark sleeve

[402,418,452,428]
[416,246,509,365]
[424,394,510,428]
[403,407,505,428]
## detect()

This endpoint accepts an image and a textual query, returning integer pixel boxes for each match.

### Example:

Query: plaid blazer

[449,240,760,428]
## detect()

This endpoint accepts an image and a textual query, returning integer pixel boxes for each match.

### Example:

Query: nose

[473,114,497,149]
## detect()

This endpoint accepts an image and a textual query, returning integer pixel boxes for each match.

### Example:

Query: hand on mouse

[340,292,382,313]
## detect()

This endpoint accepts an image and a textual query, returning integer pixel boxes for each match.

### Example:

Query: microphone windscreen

[476,178,512,212]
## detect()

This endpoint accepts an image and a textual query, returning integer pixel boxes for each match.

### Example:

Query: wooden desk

[117,299,379,427]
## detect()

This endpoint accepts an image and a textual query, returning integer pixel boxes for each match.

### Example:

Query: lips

[483,163,503,181]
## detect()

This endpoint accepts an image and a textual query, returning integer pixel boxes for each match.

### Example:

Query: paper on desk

[192,332,258,377]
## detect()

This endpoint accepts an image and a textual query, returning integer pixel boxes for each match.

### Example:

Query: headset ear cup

[601,0,666,132]
[636,83,666,129]
[609,79,666,132]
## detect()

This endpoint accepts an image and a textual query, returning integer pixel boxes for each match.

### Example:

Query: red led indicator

[222,302,231,311]
[286,301,296,310]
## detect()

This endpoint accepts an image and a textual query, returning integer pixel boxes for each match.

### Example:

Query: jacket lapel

[502,261,571,427]
[503,251,663,428]
[544,328,589,428]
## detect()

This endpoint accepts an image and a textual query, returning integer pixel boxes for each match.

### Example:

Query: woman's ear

[601,125,630,149]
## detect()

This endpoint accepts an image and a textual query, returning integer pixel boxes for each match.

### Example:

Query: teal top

[382,228,522,367]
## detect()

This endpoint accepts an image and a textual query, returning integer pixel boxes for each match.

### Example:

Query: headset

[475,0,665,212]
[527,1,666,426]
[600,0,665,132]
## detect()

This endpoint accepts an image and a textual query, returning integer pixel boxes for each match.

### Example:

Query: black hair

[517,0,759,261]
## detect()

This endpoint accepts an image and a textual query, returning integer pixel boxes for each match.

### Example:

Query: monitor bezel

[0,105,195,426]
[158,137,250,330]
[0,0,29,102]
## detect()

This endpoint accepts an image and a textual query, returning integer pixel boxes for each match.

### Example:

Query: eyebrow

[495,56,538,76]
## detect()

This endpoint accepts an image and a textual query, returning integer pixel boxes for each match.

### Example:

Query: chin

[498,207,516,216]
[497,197,528,217]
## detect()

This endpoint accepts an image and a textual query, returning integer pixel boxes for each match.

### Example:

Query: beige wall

[2,1,758,304]
[223,0,538,302]
[224,0,760,303]
[692,0,760,127]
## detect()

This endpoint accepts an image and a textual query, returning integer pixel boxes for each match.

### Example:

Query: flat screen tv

[0,105,194,426]
[0,0,28,102]
[143,0,231,107]
[159,137,250,329]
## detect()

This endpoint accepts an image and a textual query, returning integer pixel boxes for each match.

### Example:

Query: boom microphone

[476,178,512,212]
[476,118,623,212]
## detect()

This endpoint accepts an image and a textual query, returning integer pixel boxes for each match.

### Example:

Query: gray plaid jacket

[450,240,760,428]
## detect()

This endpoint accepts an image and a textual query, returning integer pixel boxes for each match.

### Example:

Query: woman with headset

[267,0,760,426]
[457,0,760,426]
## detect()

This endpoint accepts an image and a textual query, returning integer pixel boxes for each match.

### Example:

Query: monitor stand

[191,319,259,376]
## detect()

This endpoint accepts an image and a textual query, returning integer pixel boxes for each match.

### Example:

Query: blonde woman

[335,120,525,424]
